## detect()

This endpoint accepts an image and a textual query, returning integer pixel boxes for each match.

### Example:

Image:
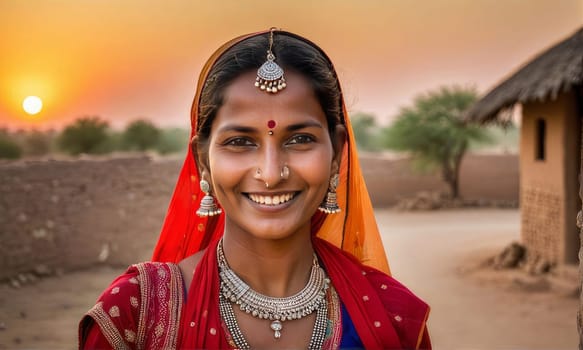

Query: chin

[240,220,310,243]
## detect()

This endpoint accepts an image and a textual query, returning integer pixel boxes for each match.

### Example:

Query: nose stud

[281,165,290,180]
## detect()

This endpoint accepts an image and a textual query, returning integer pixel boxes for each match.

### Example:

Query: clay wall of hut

[520,90,581,265]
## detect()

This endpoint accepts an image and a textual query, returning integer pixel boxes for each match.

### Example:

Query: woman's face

[204,70,338,241]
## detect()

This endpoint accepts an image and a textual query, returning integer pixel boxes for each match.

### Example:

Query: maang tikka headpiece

[254,29,286,94]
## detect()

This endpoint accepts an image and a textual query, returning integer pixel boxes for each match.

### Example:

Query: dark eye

[287,134,315,145]
[225,137,255,147]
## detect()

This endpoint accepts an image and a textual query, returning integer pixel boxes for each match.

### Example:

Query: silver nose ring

[254,168,269,188]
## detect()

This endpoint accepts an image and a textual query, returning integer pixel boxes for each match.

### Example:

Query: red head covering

[152,29,390,275]
[150,29,430,350]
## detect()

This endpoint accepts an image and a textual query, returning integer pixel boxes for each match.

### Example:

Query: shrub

[155,128,189,154]
[351,112,382,151]
[58,116,111,155]
[122,119,161,151]
[24,130,54,156]
[0,131,22,159]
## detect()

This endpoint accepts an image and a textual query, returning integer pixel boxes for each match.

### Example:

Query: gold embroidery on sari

[155,323,164,337]
[86,302,131,350]
[133,262,184,350]
[125,329,136,343]
[135,263,148,349]
[163,263,184,349]
[323,286,342,350]
[109,305,120,318]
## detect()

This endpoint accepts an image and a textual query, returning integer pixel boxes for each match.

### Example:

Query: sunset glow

[0,1,581,130]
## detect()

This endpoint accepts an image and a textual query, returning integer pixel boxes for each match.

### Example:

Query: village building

[466,27,582,267]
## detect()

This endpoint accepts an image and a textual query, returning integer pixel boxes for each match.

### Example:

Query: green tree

[381,86,491,198]
[58,116,110,155]
[122,119,161,151]
[351,112,380,151]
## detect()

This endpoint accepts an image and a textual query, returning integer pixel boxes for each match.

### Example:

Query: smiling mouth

[246,192,297,206]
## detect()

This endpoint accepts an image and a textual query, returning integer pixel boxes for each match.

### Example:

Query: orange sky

[1,0,582,130]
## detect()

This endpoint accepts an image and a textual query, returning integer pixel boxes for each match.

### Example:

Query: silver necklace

[219,292,328,349]
[217,239,330,339]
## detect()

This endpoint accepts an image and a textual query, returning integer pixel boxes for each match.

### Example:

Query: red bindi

[267,120,276,129]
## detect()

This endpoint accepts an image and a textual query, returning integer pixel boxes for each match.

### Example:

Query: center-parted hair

[197,32,344,144]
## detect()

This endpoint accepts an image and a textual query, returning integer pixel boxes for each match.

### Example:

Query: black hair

[196,31,344,145]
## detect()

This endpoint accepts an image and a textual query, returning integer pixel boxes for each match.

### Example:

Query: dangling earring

[196,179,222,217]
[318,174,341,214]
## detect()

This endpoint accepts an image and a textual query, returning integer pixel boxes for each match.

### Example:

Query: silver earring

[196,179,222,217]
[281,165,290,179]
[318,174,341,214]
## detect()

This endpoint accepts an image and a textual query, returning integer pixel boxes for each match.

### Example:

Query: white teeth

[248,193,295,206]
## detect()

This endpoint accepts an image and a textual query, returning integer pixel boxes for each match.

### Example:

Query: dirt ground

[0,208,577,349]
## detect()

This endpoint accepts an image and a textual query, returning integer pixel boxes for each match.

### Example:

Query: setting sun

[23,96,43,115]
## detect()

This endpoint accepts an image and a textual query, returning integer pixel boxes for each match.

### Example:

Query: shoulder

[90,263,150,324]
[178,250,205,294]
[80,262,182,348]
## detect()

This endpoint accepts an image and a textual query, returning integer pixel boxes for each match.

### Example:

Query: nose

[255,143,285,188]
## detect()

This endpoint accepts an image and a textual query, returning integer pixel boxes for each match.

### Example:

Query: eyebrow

[216,121,323,134]
[216,125,256,134]
[285,121,323,132]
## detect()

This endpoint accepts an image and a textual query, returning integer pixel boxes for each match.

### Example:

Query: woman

[79,29,431,349]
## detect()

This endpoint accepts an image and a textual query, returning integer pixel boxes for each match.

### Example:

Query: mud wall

[0,153,518,281]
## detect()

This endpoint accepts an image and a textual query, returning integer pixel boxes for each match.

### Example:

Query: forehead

[213,70,327,129]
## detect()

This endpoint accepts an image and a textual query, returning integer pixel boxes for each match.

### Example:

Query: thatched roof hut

[466,27,583,122]
[465,26,582,267]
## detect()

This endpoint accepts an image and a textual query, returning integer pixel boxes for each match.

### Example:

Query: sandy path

[0,208,577,349]
[378,208,577,349]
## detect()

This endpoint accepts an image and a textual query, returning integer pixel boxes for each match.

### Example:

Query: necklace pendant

[270,320,283,339]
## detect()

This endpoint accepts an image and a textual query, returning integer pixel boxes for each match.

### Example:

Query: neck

[220,227,315,298]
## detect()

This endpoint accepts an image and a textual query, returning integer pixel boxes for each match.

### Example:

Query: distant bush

[102,131,123,153]
[0,131,22,159]
[57,116,111,155]
[23,130,54,156]
[351,112,382,151]
[155,128,189,154]
[122,119,161,151]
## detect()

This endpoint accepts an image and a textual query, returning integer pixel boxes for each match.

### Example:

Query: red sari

[80,238,430,349]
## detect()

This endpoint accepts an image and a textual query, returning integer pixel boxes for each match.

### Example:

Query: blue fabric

[340,303,364,349]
